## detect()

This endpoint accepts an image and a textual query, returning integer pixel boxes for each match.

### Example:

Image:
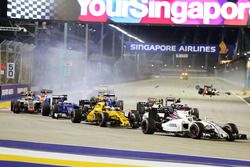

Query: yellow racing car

[71,101,139,128]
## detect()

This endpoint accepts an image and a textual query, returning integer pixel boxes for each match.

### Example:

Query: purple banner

[0,84,29,101]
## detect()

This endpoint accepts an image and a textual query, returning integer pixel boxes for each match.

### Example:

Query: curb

[1,140,250,166]
[0,101,10,109]
[240,90,250,96]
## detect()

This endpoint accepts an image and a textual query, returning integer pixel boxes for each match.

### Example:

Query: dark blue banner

[0,84,29,101]
[125,42,234,55]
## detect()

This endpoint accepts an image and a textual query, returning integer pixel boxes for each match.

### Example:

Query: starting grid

[0,140,250,167]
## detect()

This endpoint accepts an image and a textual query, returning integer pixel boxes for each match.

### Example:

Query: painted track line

[233,93,250,106]
[0,140,250,167]
[0,148,209,167]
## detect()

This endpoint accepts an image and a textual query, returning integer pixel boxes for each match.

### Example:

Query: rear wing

[165,97,176,102]
[79,99,97,107]
[165,97,181,105]
[51,95,67,104]
[41,89,53,94]
[147,98,164,104]
[52,95,67,99]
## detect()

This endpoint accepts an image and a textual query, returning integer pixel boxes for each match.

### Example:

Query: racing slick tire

[189,122,204,139]
[116,100,124,111]
[83,106,90,113]
[11,100,15,111]
[198,88,204,95]
[41,102,50,116]
[137,102,145,116]
[81,106,89,120]
[51,106,59,119]
[128,111,141,129]
[34,103,41,112]
[141,118,156,134]
[71,109,82,123]
[13,101,21,113]
[98,112,109,127]
[223,123,239,134]
[191,108,199,120]
[223,123,239,141]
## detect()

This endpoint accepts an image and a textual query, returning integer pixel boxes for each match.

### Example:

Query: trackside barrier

[0,84,29,101]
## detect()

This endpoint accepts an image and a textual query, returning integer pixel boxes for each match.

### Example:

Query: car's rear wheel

[137,102,145,116]
[34,103,41,112]
[198,88,204,95]
[116,100,124,110]
[11,100,15,111]
[189,122,204,139]
[13,101,21,113]
[128,111,141,129]
[51,106,59,119]
[42,102,50,116]
[192,108,199,120]
[71,109,82,123]
[141,118,155,134]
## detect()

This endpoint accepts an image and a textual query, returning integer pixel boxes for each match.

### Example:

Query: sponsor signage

[78,0,250,25]
[125,42,234,54]
[6,0,250,26]
[0,84,29,100]
[176,54,189,58]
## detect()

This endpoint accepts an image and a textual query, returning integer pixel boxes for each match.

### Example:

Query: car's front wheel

[13,101,21,113]
[223,123,239,141]
[98,112,109,127]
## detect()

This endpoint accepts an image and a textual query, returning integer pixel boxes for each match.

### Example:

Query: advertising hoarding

[125,42,234,55]
[6,0,250,26]
[0,84,29,100]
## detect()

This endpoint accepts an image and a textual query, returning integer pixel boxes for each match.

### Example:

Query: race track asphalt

[0,76,249,161]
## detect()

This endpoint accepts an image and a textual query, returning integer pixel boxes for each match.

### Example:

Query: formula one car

[41,94,81,119]
[87,93,124,110]
[128,97,199,128]
[180,70,188,80]
[37,89,53,101]
[141,108,247,141]
[71,101,135,127]
[11,91,41,114]
[196,85,219,96]
[133,97,164,117]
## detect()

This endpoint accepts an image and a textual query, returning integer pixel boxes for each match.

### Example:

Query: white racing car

[141,109,247,141]
[128,97,199,129]
[11,91,41,113]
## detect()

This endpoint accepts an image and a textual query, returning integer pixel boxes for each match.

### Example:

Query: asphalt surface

[0,76,250,161]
